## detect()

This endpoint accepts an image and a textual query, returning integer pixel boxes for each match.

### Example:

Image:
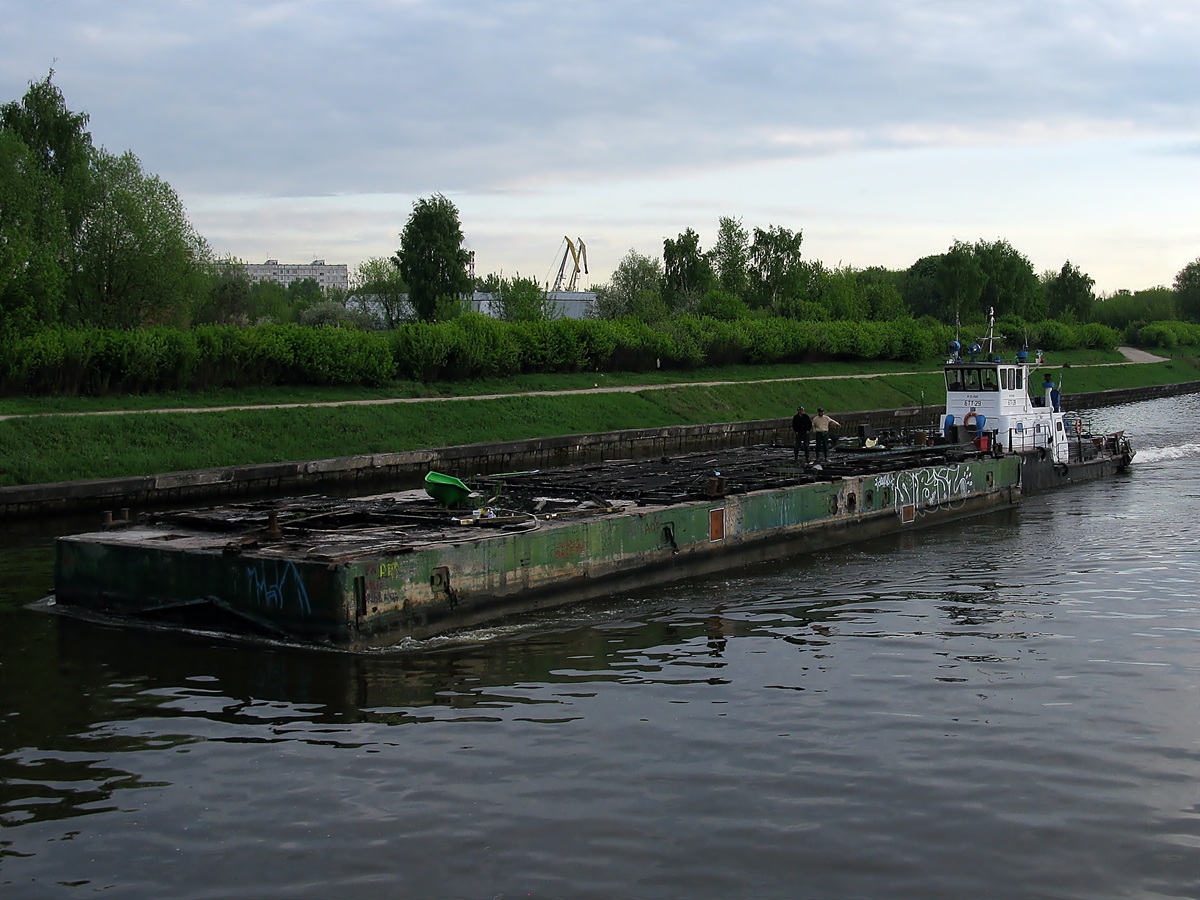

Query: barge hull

[1019,449,1132,493]
[385,484,1018,645]
[55,456,1020,648]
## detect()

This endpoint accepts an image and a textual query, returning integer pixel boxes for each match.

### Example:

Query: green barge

[53,445,1022,648]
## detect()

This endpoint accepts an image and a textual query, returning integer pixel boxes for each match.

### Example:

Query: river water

[2,394,1199,899]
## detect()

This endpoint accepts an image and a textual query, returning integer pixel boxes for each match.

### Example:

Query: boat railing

[999,428,1054,454]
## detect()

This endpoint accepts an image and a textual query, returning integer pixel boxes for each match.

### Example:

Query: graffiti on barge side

[247,560,312,615]
[875,465,975,511]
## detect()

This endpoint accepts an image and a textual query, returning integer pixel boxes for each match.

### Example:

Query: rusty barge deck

[53,443,1022,648]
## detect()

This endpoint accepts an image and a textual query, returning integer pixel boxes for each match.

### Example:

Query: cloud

[4,0,1200,288]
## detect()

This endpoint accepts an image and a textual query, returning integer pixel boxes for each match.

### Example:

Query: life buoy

[963,411,978,428]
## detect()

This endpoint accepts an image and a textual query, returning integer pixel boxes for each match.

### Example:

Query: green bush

[569,319,620,371]
[1035,320,1076,351]
[447,314,522,377]
[694,290,751,321]
[539,320,586,372]
[0,330,52,394]
[121,328,197,392]
[739,319,788,364]
[192,325,250,389]
[1135,320,1200,349]
[1075,322,1120,350]
[890,318,941,361]
[392,323,451,381]
[657,317,698,365]
[247,325,299,385]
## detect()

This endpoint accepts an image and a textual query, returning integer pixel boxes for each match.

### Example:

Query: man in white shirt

[811,408,840,461]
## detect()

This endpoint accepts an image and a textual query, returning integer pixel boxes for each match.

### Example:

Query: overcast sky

[5,0,1200,294]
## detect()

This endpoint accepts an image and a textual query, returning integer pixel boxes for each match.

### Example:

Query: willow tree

[1046,261,1095,322]
[748,224,804,311]
[662,227,713,313]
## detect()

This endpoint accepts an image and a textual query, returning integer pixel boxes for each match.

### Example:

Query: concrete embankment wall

[3,381,1196,521]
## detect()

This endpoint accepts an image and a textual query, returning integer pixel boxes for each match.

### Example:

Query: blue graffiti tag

[246,560,312,616]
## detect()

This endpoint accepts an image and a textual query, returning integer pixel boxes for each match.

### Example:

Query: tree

[707,216,750,301]
[69,149,209,328]
[592,249,666,321]
[394,193,472,322]
[901,254,944,319]
[818,264,870,321]
[1046,261,1095,321]
[775,260,832,321]
[194,256,253,325]
[286,277,324,311]
[475,272,503,293]
[662,227,713,313]
[350,256,410,328]
[1173,258,1200,322]
[856,267,908,320]
[0,130,67,334]
[492,274,558,322]
[973,239,1040,320]
[1092,286,1176,330]
[748,224,805,311]
[936,240,985,324]
[246,280,290,324]
[0,70,94,242]
[297,300,371,329]
[693,289,750,321]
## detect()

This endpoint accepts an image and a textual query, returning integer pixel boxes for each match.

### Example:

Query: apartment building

[244,259,349,292]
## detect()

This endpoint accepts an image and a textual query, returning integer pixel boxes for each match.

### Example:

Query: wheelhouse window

[945,368,998,391]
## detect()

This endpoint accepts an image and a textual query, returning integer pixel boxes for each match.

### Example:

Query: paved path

[1116,346,1169,363]
[0,346,1170,422]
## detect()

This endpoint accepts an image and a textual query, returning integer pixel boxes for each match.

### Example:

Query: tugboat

[938,313,1134,491]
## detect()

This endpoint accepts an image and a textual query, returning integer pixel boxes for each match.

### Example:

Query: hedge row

[0,315,1126,396]
[992,316,1122,353]
[1130,320,1200,349]
[0,325,394,395]
[388,315,965,380]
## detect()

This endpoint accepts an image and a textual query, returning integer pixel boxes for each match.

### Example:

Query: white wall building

[244,259,349,292]
[470,291,596,320]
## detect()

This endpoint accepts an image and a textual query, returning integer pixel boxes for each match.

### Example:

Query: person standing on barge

[792,405,813,464]
[812,408,840,461]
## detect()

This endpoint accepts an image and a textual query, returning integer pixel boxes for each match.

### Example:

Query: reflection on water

[2,394,1200,897]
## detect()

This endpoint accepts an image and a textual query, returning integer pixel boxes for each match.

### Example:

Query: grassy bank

[0,349,1134,416]
[0,357,947,416]
[1,352,1196,487]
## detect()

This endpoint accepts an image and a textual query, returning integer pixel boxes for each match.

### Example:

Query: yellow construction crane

[551,237,588,292]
